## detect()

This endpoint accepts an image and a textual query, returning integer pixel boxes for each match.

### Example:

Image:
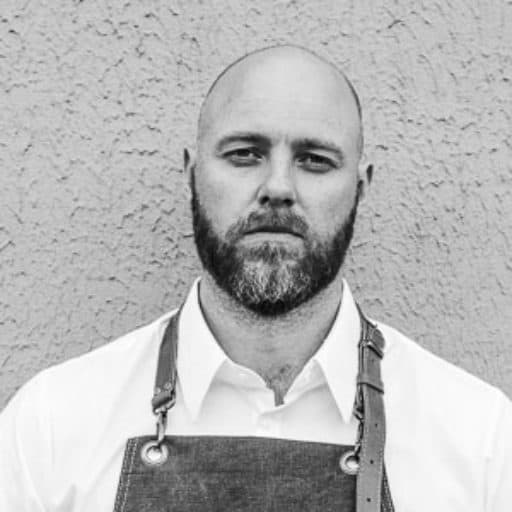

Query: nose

[256,151,297,208]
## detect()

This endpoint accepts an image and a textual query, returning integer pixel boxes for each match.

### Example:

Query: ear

[184,148,193,175]
[357,163,373,201]
[183,148,197,190]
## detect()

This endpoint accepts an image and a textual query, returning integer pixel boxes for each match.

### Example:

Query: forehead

[212,98,348,145]
[200,54,360,149]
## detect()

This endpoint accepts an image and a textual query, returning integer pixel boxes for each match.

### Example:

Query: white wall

[1,0,511,408]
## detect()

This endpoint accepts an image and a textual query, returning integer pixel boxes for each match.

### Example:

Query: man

[0,45,511,511]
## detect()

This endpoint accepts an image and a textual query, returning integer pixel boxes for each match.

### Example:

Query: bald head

[197,45,363,156]
[188,46,367,314]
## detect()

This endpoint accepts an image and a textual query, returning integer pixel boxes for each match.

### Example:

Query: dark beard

[191,181,358,316]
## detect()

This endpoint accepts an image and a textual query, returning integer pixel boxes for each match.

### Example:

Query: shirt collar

[176,278,386,423]
[177,278,228,419]
[312,281,361,423]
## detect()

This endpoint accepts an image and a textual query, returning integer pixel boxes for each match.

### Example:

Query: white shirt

[0,279,511,511]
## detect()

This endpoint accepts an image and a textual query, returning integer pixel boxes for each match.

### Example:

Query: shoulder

[377,320,510,454]
[43,309,176,388]
[379,320,503,398]
[0,310,178,507]
[1,309,177,436]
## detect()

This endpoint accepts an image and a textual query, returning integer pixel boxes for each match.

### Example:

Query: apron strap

[355,307,387,512]
[150,308,182,444]
[150,304,389,512]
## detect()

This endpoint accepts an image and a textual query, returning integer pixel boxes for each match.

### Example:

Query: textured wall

[1,0,511,409]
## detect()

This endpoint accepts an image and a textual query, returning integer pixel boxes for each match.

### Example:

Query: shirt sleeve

[485,390,512,512]
[0,372,52,511]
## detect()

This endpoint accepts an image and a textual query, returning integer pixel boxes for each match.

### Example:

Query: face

[190,52,364,316]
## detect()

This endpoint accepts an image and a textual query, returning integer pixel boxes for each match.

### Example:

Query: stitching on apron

[121,440,138,512]
[114,439,138,512]
[113,440,130,512]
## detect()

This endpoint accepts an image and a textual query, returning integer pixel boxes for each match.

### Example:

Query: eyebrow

[214,132,271,152]
[291,137,346,165]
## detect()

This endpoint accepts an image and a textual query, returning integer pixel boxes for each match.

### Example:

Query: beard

[191,179,359,317]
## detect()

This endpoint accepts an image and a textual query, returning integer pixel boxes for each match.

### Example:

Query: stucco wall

[1,0,511,409]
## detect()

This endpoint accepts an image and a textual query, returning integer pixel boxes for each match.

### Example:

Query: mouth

[244,226,303,238]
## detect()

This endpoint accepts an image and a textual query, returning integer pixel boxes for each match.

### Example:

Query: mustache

[228,210,309,241]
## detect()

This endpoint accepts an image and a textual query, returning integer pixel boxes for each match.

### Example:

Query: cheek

[300,177,358,236]
[195,163,253,232]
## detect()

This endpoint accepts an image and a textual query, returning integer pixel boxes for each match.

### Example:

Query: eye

[296,153,337,173]
[223,148,262,166]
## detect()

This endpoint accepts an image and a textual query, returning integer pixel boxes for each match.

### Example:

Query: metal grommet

[339,450,359,475]
[140,440,169,467]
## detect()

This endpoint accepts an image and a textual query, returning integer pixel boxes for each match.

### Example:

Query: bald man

[1,45,511,512]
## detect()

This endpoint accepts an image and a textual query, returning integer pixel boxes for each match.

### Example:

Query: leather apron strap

[149,308,182,447]
[355,307,387,512]
[149,304,391,512]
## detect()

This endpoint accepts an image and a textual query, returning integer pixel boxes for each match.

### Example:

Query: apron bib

[113,306,395,511]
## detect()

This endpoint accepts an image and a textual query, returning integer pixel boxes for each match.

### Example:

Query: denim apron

[113,307,395,512]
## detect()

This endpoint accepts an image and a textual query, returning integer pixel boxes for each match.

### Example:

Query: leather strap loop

[363,339,384,359]
[357,372,384,393]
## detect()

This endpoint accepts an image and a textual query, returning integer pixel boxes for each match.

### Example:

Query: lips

[244,226,303,237]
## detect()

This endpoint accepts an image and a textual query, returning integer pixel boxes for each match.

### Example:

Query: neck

[198,273,343,405]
